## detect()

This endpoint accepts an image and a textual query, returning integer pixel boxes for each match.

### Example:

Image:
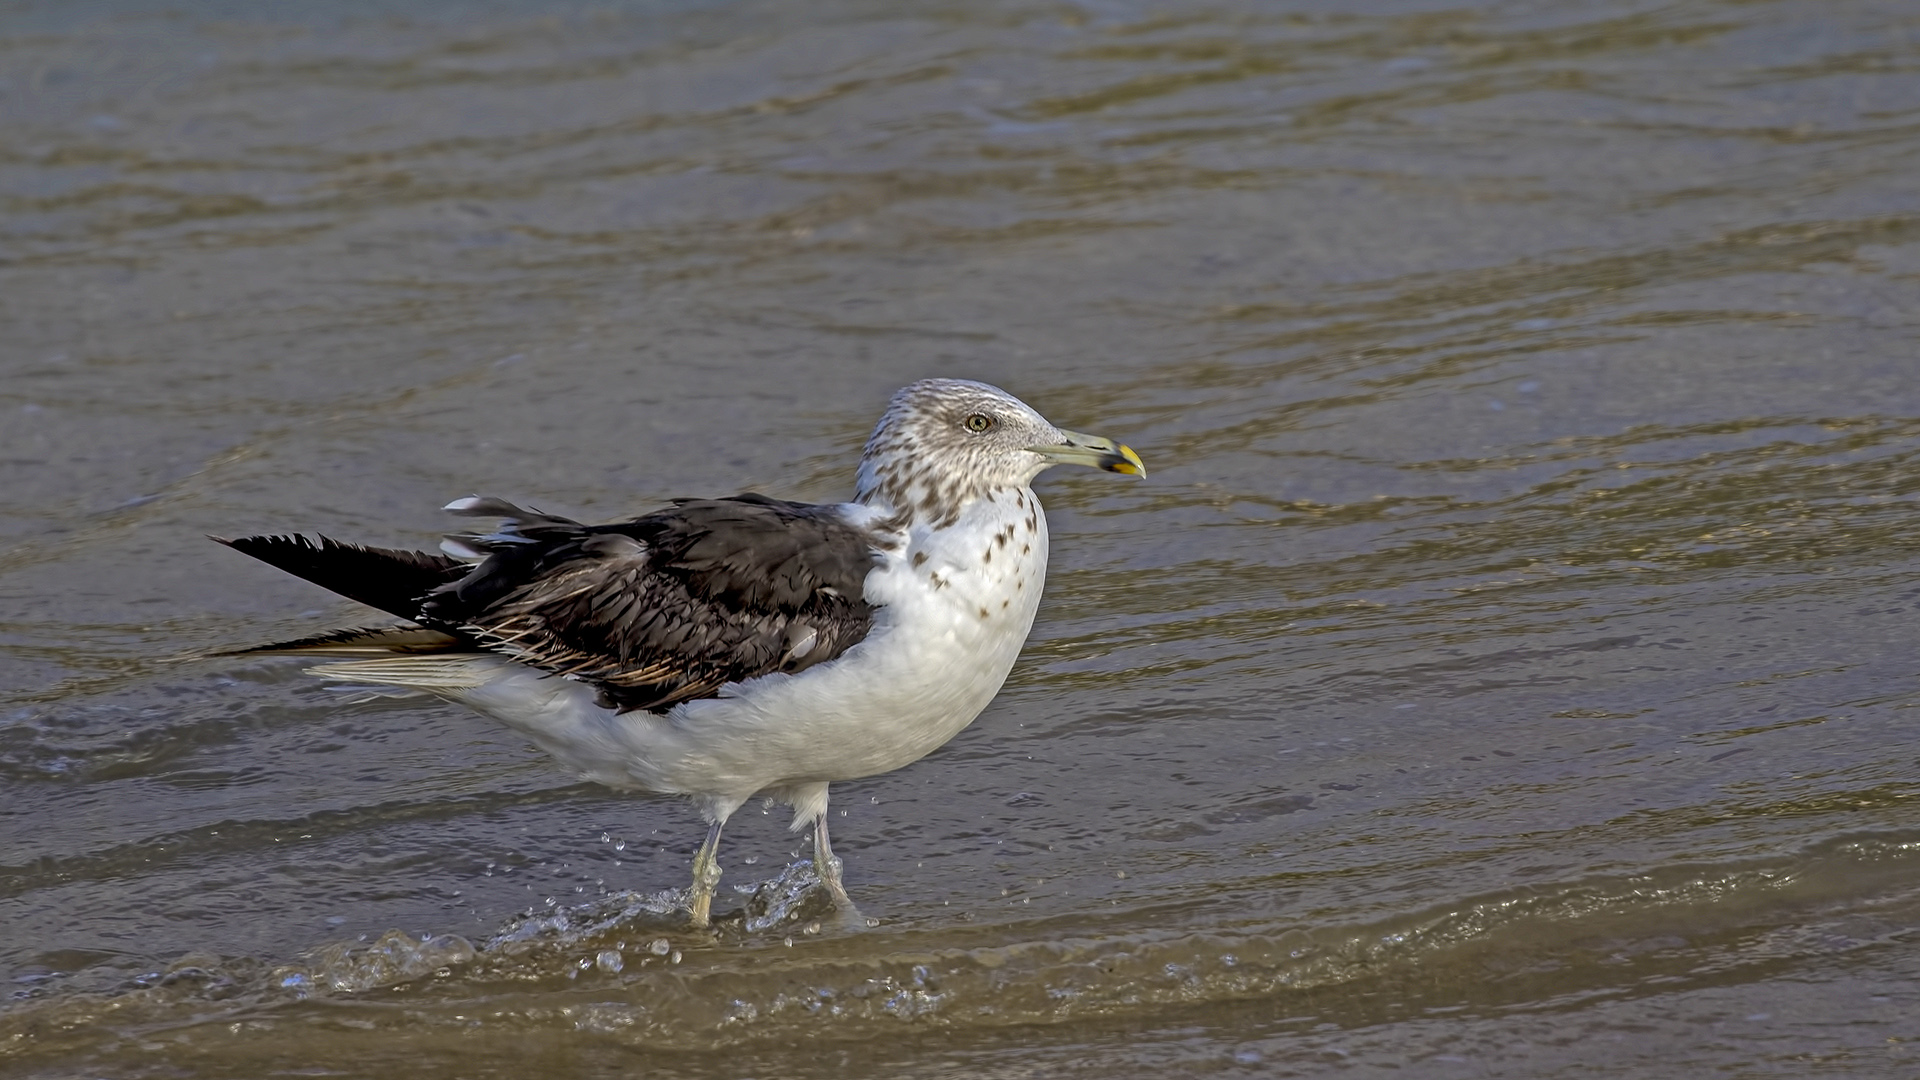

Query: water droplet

[595,950,624,974]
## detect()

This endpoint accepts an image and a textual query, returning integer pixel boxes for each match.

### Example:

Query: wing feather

[421,494,880,712]
[214,534,467,622]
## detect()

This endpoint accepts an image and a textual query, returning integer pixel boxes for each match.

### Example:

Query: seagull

[215,379,1144,927]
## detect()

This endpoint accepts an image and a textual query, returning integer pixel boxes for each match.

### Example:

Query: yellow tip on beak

[1107,443,1146,477]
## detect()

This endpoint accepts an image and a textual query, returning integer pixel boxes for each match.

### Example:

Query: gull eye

[964,413,995,433]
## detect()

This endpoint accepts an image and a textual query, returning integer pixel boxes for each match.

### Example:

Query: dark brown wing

[419,494,880,712]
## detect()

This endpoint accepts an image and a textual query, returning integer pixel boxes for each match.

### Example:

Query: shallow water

[5,0,1920,1075]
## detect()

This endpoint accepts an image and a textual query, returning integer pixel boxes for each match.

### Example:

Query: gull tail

[305,654,507,690]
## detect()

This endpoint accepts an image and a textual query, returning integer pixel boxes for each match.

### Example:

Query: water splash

[740,861,841,934]
[274,931,477,996]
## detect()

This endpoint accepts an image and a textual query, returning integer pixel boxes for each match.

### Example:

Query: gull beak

[1029,429,1147,477]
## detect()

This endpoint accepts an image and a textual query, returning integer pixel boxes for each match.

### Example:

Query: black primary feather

[215,625,465,657]
[213,535,468,622]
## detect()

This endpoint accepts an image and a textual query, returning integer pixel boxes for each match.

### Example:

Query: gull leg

[811,811,856,910]
[785,782,868,927]
[687,819,726,928]
[813,810,876,930]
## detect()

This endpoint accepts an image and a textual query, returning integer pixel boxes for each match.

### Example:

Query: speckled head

[855,379,1144,526]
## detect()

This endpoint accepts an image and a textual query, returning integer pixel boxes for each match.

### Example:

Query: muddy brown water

[4,0,1920,1075]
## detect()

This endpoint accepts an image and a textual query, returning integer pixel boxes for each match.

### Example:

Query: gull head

[856,378,1144,524]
